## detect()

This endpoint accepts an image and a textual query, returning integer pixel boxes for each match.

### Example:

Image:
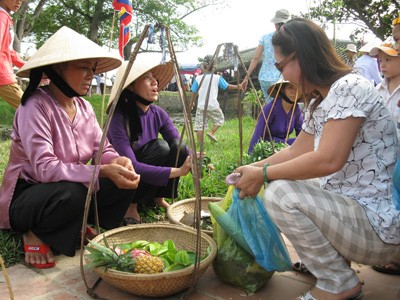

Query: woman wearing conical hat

[248,79,304,154]
[107,59,191,225]
[0,26,140,269]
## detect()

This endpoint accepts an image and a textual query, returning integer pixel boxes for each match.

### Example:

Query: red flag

[113,0,133,58]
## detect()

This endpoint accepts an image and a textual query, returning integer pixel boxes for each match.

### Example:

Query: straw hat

[16,26,121,78]
[107,60,174,112]
[370,44,399,57]
[267,79,292,98]
[345,44,357,53]
[271,9,291,24]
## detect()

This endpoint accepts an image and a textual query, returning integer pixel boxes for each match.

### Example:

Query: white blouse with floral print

[303,73,400,244]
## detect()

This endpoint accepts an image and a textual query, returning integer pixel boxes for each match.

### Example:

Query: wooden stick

[0,255,14,300]
[79,25,151,296]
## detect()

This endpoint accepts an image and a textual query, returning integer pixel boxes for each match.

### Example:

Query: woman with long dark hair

[233,18,399,299]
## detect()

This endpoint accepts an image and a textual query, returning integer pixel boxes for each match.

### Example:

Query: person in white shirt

[190,56,241,148]
[354,41,383,86]
[372,43,400,139]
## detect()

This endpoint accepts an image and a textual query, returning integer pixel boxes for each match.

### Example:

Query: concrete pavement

[1,236,399,299]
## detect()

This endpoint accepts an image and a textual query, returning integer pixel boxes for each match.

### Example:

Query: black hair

[272,18,352,114]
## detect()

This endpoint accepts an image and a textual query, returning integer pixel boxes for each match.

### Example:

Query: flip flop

[297,290,362,300]
[24,244,56,269]
[122,217,142,226]
[84,226,98,244]
[372,264,400,275]
[206,133,218,142]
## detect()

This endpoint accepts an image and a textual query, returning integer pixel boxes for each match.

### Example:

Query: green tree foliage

[303,0,399,41]
[13,0,222,57]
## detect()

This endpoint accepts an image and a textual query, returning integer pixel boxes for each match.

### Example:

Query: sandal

[297,290,363,300]
[85,226,98,240]
[206,132,218,142]
[122,217,142,226]
[372,263,400,275]
[24,244,56,269]
[293,261,311,274]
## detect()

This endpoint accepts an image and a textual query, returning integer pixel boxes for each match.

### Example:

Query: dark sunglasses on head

[274,53,295,73]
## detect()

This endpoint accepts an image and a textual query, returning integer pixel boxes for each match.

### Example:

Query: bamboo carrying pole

[78,24,208,299]
[79,25,151,298]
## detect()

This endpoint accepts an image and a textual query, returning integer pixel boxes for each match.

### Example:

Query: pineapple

[131,249,164,274]
[85,240,135,272]
[85,240,164,274]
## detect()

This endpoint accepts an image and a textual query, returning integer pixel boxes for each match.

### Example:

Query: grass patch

[0,230,24,268]
[0,101,15,126]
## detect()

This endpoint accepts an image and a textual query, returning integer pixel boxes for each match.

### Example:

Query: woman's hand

[100,159,140,189]
[179,156,192,176]
[241,78,249,91]
[111,156,134,171]
[234,165,264,199]
[169,156,192,178]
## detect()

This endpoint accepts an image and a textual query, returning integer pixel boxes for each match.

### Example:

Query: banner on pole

[113,0,133,59]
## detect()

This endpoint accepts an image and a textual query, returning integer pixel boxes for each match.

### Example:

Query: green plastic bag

[209,186,274,293]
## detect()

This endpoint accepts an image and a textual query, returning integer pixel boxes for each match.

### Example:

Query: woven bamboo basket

[84,223,217,298]
[167,197,222,236]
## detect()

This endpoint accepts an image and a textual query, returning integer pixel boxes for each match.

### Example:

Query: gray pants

[263,179,400,293]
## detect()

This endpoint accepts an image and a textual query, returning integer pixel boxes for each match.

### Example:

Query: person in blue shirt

[241,9,291,101]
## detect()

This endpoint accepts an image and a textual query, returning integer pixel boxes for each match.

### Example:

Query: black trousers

[9,178,134,256]
[133,138,187,205]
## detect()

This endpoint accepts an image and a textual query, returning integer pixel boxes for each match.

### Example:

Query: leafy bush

[242,89,264,105]
[242,140,287,165]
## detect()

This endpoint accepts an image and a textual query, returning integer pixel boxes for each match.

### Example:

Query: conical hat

[16,26,121,78]
[267,79,291,98]
[358,38,383,53]
[107,59,174,112]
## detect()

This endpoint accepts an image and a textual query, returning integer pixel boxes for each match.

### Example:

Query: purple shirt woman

[107,60,191,225]
[248,80,303,153]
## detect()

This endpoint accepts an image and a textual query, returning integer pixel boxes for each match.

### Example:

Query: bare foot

[155,198,170,209]
[304,282,362,300]
[23,231,55,266]
[124,203,141,221]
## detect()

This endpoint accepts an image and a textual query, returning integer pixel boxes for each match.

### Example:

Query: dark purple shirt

[248,98,304,153]
[108,105,181,186]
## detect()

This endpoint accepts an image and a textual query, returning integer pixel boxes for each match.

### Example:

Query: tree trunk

[88,0,106,43]
[13,0,48,54]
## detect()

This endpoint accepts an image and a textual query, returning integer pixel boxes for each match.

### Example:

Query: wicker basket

[167,197,222,236]
[84,224,217,298]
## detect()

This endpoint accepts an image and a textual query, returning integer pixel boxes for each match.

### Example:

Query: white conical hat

[16,26,121,78]
[107,59,174,112]
[358,38,383,53]
[267,78,292,98]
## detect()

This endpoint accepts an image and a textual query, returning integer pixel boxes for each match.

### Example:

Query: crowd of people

[0,3,399,300]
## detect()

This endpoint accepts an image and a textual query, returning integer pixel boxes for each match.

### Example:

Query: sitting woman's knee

[168,138,186,153]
